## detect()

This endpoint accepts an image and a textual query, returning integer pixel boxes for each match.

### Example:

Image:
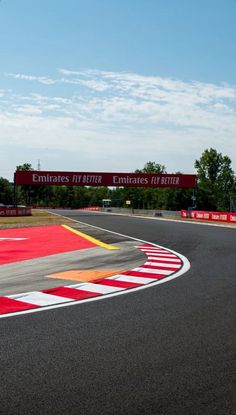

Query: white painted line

[88,210,236,229]
[0,237,28,241]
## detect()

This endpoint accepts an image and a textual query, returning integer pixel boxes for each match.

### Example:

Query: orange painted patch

[46,269,123,282]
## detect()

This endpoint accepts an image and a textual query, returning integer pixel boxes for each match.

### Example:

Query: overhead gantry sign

[15,171,197,188]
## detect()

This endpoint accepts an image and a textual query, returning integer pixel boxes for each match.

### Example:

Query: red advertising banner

[78,206,101,211]
[15,171,197,188]
[181,210,236,224]
[0,207,32,217]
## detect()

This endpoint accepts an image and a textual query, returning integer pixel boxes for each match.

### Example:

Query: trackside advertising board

[15,171,197,188]
[0,207,32,216]
[181,210,236,223]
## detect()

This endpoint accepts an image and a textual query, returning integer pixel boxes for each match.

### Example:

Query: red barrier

[181,210,236,224]
[78,206,101,211]
[229,213,236,223]
[0,207,32,217]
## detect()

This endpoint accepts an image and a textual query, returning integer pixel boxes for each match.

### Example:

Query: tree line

[0,149,235,212]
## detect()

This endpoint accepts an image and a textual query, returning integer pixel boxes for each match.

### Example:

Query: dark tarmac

[0,211,235,415]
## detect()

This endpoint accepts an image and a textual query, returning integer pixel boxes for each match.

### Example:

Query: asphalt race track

[0,210,235,415]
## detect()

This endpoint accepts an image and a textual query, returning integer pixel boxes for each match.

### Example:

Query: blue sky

[0,0,236,181]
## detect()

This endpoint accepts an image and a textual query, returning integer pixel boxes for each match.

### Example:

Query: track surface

[0,210,235,414]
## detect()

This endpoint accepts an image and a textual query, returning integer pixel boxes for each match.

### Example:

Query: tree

[195,148,236,211]
[133,161,167,209]
[0,177,13,205]
[135,161,166,174]
[16,163,46,206]
[16,163,33,171]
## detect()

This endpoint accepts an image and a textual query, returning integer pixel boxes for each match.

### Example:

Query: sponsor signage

[0,207,32,217]
[78,206,101,211]
[15,171,197,188]
[181,210,236,224]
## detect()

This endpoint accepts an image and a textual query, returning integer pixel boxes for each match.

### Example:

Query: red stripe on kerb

[0,297,39,314]
[43,287,102,300]
[122,270,166,279]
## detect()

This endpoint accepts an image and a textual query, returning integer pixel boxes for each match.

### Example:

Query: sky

[0,0,236,182]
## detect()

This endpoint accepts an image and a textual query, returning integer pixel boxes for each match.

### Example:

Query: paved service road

[0,210,235,415]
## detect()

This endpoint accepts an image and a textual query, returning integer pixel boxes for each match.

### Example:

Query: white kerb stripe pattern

[0,243,186,317]
[107,274,158,284]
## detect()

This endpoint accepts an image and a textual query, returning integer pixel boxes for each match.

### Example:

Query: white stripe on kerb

[147,255,177,259]
[108,275,157,284]
[73,282,125,294]
[133,267,173,275]
[144,261,181,269]
[13,292,73,306]
[145,257,181,263]
[144,251,177,256]
[140,249,166,253]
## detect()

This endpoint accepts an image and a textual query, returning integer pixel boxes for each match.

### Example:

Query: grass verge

[0,209,74,229]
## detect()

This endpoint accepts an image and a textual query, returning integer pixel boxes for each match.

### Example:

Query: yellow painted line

[62,224,119,250]
[46,269,123,282]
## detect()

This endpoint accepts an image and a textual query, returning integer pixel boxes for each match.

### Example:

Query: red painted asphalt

[0,225,97,265]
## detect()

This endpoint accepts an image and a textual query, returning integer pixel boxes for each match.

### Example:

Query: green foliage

[133,161,192,210]
[195,148,236,210]
[0,177,13,205]
[135,161,166,174]
[16,163,33,171]
[16,163,48,206]
[133,161,166,209]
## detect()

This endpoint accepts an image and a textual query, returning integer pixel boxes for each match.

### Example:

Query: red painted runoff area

[0,225,97,265]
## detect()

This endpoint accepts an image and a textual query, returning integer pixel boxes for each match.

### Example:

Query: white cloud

[0,69,236,180]
[5,73,57,85]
